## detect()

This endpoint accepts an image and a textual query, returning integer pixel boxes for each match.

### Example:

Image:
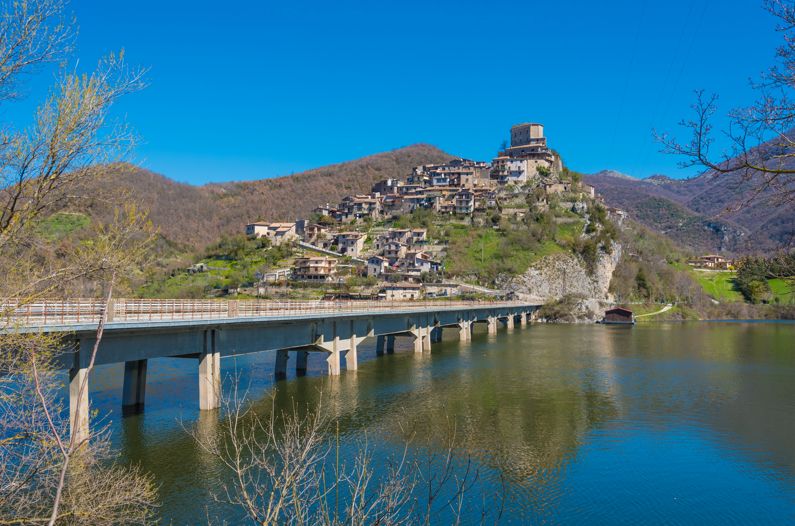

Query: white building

[380,282,423,301]
[454,190,475,214]
[245,222,299,246]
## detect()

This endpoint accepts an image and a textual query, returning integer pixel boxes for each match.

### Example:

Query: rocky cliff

[500,244,622,322]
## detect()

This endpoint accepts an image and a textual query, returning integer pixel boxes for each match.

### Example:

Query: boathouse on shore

[602,307,634,324]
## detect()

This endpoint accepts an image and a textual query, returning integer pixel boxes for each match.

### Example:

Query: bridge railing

[2,298,530,327]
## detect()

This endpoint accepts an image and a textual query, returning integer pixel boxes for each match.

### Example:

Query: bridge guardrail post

[106,299,115,323]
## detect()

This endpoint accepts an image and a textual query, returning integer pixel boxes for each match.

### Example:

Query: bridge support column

[327,336,341,376]
[458,321,471,342]
[122,359,147,414]
[487,317,497,335]
[345,335,358,371]
[386,335,395,354]
[410,329,423,353]
[296,350,309,376]
[422,326,432,351]
[506,315,515,330]
[520,312,528,327]
[431,327,442,343]
[199,330,221,411]
[376,335,385,356]
[69,367,89,444]
[275,349,289,380]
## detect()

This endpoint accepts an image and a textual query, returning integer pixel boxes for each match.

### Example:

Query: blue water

[84,322,795,524]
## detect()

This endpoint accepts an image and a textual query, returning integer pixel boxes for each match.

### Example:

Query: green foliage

[392,208,434,229]
[735,254,795,304]
[35,212,90,240]
[692,271,744,302]
[609,222,706,304]
[575,237,599,272]
[345,275,377,288]
[139,235,295,298]
[206,234,271,260]
[538,294,582,322]
[560,167,583,184]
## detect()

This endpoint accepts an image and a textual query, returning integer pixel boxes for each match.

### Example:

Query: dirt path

[635,303,674,318]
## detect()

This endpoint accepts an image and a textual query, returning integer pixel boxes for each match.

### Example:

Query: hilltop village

[155,123,624,300]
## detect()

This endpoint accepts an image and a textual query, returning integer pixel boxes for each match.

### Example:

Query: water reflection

[88,322,795,524]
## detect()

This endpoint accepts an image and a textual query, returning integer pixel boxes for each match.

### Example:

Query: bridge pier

[275,349,289,380]
[376,335,385,356]
[505,315,515,330]
[410,329,423,353]
[345,334,358,370]
[431,327,442,343]
[296,350,309,376]
[69,366,89,444]
[386,335,396,354]
[520,312,528,327]
[122,359,147,414]
[487,317,498,335]
[422,326,432,352]
[326,336,341,376]
[199,330,221,410]
[458,320,472,341]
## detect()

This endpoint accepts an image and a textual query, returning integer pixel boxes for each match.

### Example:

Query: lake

[88,321,795,524]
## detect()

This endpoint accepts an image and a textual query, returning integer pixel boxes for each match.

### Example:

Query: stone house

[687,255,734,270]
[366,255,390,277]
[380,282,424,301]
[292,257,338,281]
[336,232,367,257]
[245,222,299,246]
[543,182,571,195]
[383,241,408,263]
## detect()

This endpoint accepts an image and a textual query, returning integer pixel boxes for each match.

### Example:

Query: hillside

[585,163,795,254]
[79,144,454,247]
[585,171,748,252]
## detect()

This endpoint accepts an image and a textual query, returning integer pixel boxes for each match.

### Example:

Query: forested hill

[585,164,795,254]
[79,144,454,247]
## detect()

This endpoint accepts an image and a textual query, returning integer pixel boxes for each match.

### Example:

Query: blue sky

[5,1,781,184]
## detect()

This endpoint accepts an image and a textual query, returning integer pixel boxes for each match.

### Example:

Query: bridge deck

[3,298,540,332]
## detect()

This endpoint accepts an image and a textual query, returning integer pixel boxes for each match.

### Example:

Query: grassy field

[768,278,795,305]
[690,270,794,305]
[442,223,566,282]
[36,212,90,240]
[139,248,298,298]
[691,270,744,302]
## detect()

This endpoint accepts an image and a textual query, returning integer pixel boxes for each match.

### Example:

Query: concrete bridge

[6,298,540,443]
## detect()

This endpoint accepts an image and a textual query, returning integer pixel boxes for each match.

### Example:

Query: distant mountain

[644,174,676,185]
[590,169,635,180]
[80,144,454,247]
[586,161,795,254]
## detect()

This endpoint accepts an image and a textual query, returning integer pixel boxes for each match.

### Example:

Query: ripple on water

[80,322,795,524]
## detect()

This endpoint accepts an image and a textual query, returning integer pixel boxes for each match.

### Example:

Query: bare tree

[191,382,417,526]
[656,1,795,210]
[192,382,507,526]
[0,0,158,524]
